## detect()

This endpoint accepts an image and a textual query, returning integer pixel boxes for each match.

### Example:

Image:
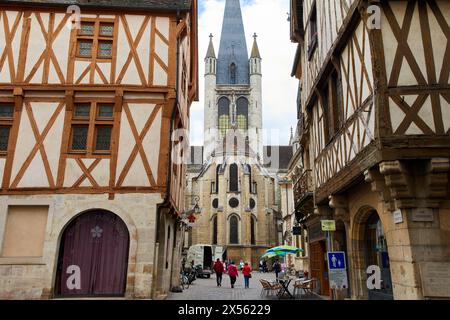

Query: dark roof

[2,0,192,11]
[263,146,293,170]
[217,0,249,85]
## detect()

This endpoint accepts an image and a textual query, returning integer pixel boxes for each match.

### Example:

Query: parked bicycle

[180,272,190,290]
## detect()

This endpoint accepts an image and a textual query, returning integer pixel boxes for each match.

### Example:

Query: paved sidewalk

[167,272,322,300]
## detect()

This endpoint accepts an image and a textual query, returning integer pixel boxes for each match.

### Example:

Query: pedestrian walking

[228,261,238,289]
[213,259,224,287]
[242,262,252,289]
[273,259,281,282]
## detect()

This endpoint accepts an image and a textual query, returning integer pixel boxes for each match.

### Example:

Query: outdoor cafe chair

[293,278,316,298]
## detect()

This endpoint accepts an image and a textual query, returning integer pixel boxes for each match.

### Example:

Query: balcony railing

[294,169,313,206]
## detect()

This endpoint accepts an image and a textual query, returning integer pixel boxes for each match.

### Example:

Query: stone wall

[0,193,164,299]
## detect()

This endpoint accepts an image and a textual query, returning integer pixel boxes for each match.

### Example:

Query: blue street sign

[327,252,346,270]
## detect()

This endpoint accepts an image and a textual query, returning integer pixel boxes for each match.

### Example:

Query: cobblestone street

[167,272,322,300]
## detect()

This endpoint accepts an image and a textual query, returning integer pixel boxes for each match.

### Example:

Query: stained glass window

[236,115,247,131]
[78,41,93,57]
[95,126,112,151]
[71,126,89,151]
[100,23,114,37]
[236,98,248,130]
[219,115,230,136]
[0,127,10,151]
[80,23,94,36]
[98,41,113,58]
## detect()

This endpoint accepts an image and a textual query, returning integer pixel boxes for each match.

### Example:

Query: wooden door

[310,241,330,296]
[56,210,130,297]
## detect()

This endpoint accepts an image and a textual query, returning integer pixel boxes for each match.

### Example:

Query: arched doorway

[365,212,393,300]
[353,208,393,300]
[55,210,130,297]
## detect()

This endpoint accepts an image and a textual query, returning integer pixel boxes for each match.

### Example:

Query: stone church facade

[185,0,292,269]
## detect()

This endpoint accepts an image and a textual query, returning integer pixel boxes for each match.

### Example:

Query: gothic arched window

[251,216,256,245]
[216,165,220,193]
[246,164,252,190]
[236,98,248,130]
[229,163,238,192]
[229,215,239,244]
[230,63,237,84]
[212,215,218,245]
[218,97,230,136]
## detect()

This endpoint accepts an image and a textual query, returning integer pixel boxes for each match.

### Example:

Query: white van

[187,245,226,278]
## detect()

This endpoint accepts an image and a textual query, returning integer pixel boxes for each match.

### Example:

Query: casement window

[319,67,344,144]
[70,102,114,154]
[0,103,14,154]
[307,4,318,60]
[77,21,115,60]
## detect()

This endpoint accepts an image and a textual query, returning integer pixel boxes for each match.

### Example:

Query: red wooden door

[310,241,330,296]
[56,211,130,297]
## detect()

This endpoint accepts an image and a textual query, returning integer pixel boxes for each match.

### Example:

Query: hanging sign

[321,220,336,232]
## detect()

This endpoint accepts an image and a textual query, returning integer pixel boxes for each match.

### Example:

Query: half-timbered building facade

[290,0,450,299]
[0,0,198,299]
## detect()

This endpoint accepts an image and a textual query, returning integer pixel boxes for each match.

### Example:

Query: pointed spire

[205,33,216,59]
[251,33,261,59]
[217,0,249,85]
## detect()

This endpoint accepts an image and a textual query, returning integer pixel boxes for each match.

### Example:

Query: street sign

[321,220,336,232]
[393,209,403,224]
[327,252,346,270]
[327,251,348,290]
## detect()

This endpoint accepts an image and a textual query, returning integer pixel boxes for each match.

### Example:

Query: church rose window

[249,198,256,210]
[229,198,239,208]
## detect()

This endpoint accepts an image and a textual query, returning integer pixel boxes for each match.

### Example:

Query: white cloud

[191,0,298,146]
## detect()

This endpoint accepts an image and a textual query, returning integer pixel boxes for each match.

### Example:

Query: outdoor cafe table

[277,277,294,299]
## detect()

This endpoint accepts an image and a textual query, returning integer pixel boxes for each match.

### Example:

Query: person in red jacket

[242,262,252,289]
[213,259,224,287]
[227,261,239,288]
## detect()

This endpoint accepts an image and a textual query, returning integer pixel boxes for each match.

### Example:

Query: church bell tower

[203,0,263,161]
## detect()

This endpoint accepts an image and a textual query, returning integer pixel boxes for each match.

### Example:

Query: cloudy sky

[190,0,298,146]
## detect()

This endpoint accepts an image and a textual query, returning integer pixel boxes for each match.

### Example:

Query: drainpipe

[152,10,182,298]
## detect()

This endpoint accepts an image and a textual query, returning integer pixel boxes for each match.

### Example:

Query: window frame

[0,102,15,156]
[76,19,116,61]
[69,101,115,156]
[307,3,318,61]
